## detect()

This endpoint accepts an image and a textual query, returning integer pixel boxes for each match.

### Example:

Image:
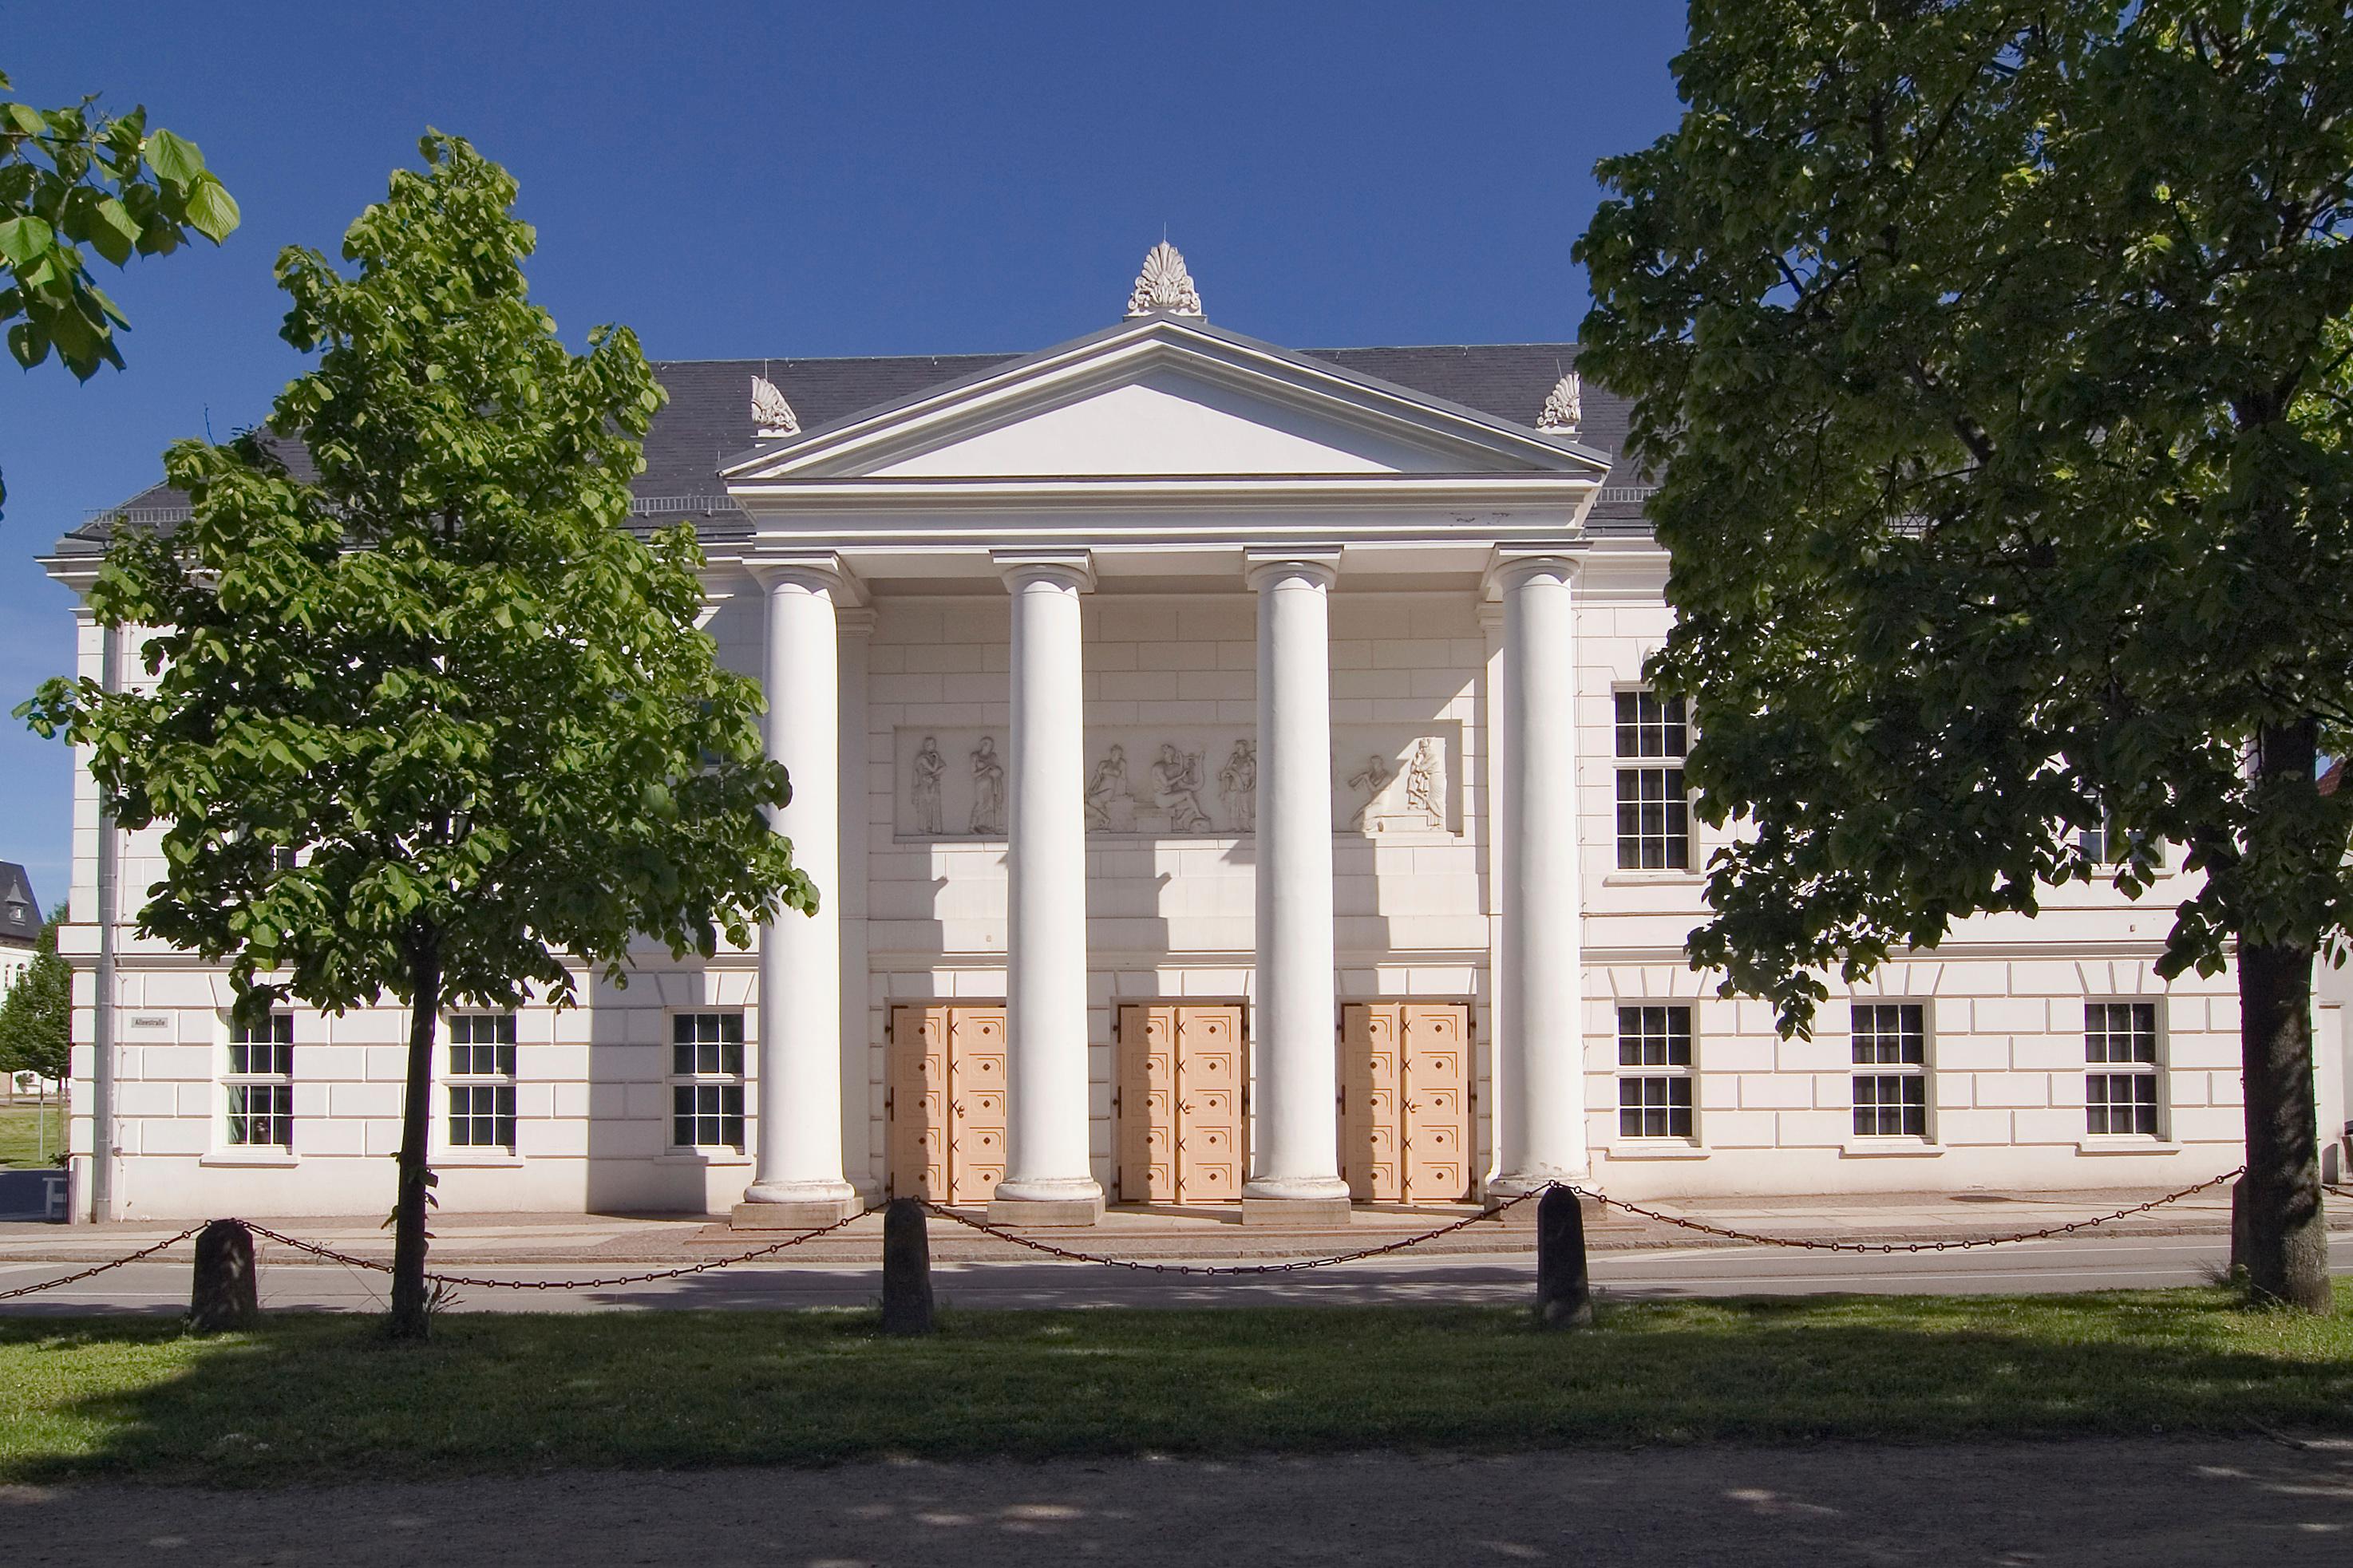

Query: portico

[723,246,1606,1225]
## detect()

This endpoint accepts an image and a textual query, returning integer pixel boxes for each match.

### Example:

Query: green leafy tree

[1,65,239,511]
[0,909,69,1088]
[21,134,813,1338]
[1577,2,2350,1309]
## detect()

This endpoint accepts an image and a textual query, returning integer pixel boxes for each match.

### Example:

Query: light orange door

[888,1005,948,1201]
[946,1008,1006,1203]
[1342,1002,1471,1203]
[1398,1002,1469,1202]
[1342,1004,1402,1202]
[888,1004,1006,1204]
[1117,1003,1244,1203]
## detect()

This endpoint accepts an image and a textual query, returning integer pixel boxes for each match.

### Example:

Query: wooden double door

[1340,1001,1473,1203]
[888,1004,1007,1205]
[1116,1003,1244,1204]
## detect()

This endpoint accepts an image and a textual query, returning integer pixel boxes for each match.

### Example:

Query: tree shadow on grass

[2,1286,2348,1487]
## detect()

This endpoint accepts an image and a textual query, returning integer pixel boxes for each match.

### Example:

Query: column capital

[993,551,1094,592]
[835,606,879,638]
[1243,550,1341,591]
[1484,550,1582,598]
[746,554,863,602]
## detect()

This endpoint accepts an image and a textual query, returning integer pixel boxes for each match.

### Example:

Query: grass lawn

[2,1283,2350,1485]
[0,1100,64,1168]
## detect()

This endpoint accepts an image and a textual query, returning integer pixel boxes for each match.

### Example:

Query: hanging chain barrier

[235,1211,872,1291]
[0,1165,2264,1301]
[1572,1167,2246,1254]
[0,1223,206,1302]
[915,1188,1544,1276]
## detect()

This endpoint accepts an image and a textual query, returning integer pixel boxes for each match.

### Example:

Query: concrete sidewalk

[3,1183,2336,1268]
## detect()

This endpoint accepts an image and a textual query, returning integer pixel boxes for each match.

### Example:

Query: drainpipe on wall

[89,618,121,1222]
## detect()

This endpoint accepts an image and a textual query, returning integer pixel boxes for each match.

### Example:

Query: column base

[986,1190,1105,1228]
[730,1196,864,1230]
[1240,1195,1355,1228]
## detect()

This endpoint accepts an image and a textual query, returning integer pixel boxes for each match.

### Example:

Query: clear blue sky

[0,2,1689,913]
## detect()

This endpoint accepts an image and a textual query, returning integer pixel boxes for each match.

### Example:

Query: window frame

[2084,1000,2165,1139]
[1615,1003,1696,1142]
[223,1011,295,1151]
[1612,688,1692,871]
[669,1010,748,1154]
[445,1011,520,1155]
[1849,1001,1930,1140]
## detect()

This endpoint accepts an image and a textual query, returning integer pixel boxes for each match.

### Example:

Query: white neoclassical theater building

[44,245,2343,1225]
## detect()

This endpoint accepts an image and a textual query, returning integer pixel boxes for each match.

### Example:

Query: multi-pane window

[671,1012,745,1151]
[2086,1001,2161,1136]
[1615,690,1690,870]
[1617,1005,1694,1139]
[225,1013,294,1148]
[446,1013,518,1151]
[1851,1002,1928,1138]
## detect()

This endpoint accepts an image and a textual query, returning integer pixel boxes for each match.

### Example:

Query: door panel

[1175,1006,1243,1200]
[888,1004,1006,1204]
[1342,1002,1472,1203]
[1399,1003,1469,1202]
[1117,1003,1244,1203]
[947,1008,1007,1204]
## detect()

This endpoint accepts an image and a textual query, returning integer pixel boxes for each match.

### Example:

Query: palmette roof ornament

[750,374,801,438]
[1125,240,1204,318]
[1536,372,1582,436]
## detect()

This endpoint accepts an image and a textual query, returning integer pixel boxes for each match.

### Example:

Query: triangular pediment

[721,317,1608,486]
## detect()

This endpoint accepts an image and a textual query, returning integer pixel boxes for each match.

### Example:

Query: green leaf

[144,127,204,186]
[0,213,53,265]
[184,176,239,243]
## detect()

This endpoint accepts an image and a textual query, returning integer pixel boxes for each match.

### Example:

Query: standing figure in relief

[1347,751,1398,830]
[969,736,1006,835]
[1219,739,1256,832]
[1403,737,1441,825]
[1153,743,1212,832]
[911,736,947,835]
[1085,744,1128,831]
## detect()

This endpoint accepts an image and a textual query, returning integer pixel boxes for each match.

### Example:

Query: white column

[1243,555,1350,1211]
[1489,555,1588,1196]
[835,608,881,1204]
[741,563,858,1222]
[990,556,1104,1222]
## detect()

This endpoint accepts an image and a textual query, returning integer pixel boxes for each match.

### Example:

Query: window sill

[198,1151,299,1168]
[435,1152,525,1169]
[1840,1140,1945,1159]
[1603,871,1705,887]
[1600,1142,1710,1160]
[2076,1138,2183,1155]
[661,1151,754,1167]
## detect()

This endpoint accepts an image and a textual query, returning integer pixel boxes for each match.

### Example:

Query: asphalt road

[10,1441,2353,1567]
[7,1232,2340,1314]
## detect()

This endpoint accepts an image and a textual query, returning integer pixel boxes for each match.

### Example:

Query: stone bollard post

[880,1197,935,1336]
[1534,1185,1594,1329]
[188,1218,259,1333]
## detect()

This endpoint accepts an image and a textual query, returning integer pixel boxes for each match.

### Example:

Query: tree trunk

[2236,723,2333,1311]
[388,930,443,1340]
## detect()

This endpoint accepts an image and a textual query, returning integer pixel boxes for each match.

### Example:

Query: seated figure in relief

[1153,743,1213,832]
[1347,751,1398,831]
[1219,739,1256,832]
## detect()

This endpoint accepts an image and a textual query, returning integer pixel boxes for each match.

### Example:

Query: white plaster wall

[58,557,2268,1218]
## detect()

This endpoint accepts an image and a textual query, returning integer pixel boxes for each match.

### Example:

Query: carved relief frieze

[892,724,1460,839]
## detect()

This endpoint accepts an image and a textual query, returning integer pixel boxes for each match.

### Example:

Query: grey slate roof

[0,863,42,947]
[63,340,1650,549]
